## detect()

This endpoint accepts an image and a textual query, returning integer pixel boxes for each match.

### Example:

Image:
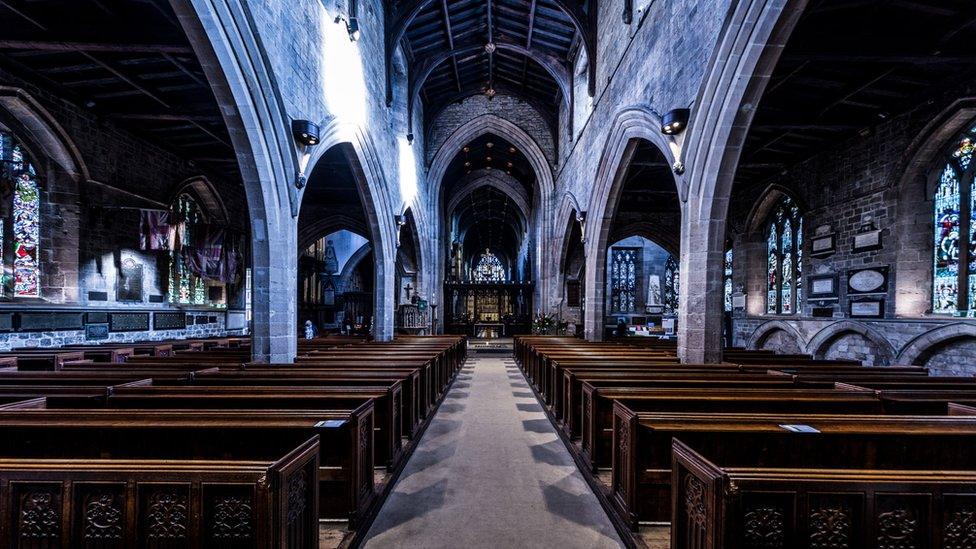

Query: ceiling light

[292,119,320,146]
[661,108,690,135]
[346,17,361,41]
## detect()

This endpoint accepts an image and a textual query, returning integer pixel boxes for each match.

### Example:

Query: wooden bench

[612,408,976,528]
[0,404,375,526]
[671,437,976,549]
[0,434,319,547]
[102,382,405,468]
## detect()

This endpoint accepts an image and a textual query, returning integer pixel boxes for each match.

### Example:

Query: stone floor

[360,356,624,548]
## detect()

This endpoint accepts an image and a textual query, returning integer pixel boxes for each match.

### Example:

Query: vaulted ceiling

[444,133,534,263]
[736,0,976,188]
[0,0,237,177]
[387,0,598,136]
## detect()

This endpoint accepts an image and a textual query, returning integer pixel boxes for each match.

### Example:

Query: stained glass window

[610,247,639,313]
[169,194,207,305]
[664,255,679,315]
[723,247,733,312]
[933,124,976,314]
[766,196,803,314]
[473,250,505,282]
[0,131,41,298]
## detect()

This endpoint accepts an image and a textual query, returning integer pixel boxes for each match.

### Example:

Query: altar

[444,281,533,337]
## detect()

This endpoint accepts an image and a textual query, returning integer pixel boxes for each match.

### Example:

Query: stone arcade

[0,0,974,547]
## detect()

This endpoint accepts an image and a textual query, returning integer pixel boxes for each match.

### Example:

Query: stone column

[373,241,396,341]
[678,211,725,363]
[251,216,297,362]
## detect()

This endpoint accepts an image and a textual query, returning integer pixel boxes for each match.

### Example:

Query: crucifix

[403,282,414,303]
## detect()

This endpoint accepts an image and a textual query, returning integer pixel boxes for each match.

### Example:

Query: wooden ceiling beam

[439,0,462,92]
[0,40,193,54]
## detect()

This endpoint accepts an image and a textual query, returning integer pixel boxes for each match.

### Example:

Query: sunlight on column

[398,136,418,207]
[321,8,367,128]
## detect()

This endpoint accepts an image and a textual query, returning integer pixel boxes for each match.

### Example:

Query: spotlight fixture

[292,119,320,146]
[486,142,494,148]
[463,146,470,153]
[508,146,516,154]
[484,87,496,99]
[661,108,690,135]
[406,132,414,144]
[345,16,361,41]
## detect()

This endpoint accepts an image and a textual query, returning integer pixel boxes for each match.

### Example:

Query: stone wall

[0,311,242,352]
[426,95,556,169]
[728,77,976,373]
[0,65,247,346]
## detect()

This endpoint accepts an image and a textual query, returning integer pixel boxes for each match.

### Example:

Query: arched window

[664,254,679,315]
[0,130,40,297]
[723,247,733,312]
[933,125,975,314]
[473,250,505,282]
[766,196,803,314]
[610,247,639,313]
[169,193,207,304]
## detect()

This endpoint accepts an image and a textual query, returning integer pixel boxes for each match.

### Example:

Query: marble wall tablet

[153,312,186,330]
[109,312,150,332]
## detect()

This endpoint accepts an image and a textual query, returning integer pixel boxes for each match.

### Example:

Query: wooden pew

[192,368,425,436]
[0,350,87,371]
[103,382,405,468]
[671,437,976,549]
[558,370,811,437]
[0,435,319,547]
[0,405,375,526]
[611,408,976,528]
[580,386,884,472]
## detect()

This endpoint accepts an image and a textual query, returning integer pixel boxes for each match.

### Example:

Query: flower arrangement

[531,313,556,335]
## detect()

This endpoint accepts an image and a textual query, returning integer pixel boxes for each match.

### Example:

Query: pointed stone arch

[428,114,555,322]
[582,106,681,341]
[301,121,399,341]
[677,0,809,362]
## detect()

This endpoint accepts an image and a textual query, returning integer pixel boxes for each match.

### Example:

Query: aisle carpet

[362,356,623,548]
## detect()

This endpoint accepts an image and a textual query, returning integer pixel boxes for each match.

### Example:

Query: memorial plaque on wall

[849,298,885,319]
[85,324,109,340]
[109,312,149,332]
[0,314,13,332]
[87,291,108,302]
[117,258,144,302]
[18,312,84,332]
[85,312,109,325]
[153,312,186,330]
[847,266,889,296]
[567,280,581,307]
[148,294,165,303]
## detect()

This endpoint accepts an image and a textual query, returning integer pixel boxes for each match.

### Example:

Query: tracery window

[766,196,803,314]
[473,250,505,283]
[723,247,733,312]
[0,130,40,297]
[933,124,976,314]
[169,193,206,305]
[610,247,639,313]
[664,254,678,315]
